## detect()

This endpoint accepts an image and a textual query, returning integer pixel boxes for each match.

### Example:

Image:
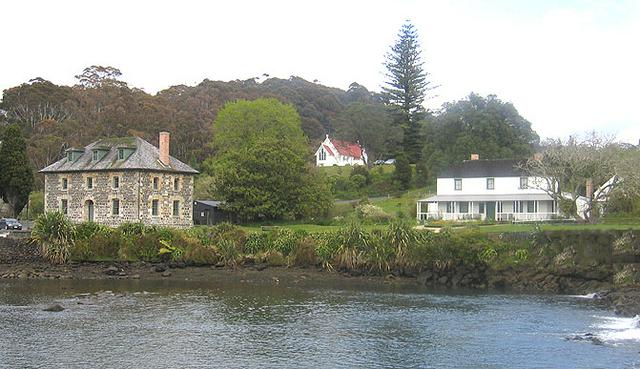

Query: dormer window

[66,149,84,162]
[117,147,135,161]
[92,149,108,162]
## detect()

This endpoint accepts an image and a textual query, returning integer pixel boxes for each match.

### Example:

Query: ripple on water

[0,282,639,369]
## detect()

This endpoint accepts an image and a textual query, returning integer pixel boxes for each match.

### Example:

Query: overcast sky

[2,0,638,143]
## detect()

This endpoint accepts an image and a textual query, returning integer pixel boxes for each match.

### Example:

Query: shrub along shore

[18,212,640,316]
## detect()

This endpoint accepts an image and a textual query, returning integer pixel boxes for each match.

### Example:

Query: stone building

[40,132,198,228]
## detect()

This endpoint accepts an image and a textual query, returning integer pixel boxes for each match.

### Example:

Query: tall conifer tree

[383,21,434,162]
[0,124,34,216]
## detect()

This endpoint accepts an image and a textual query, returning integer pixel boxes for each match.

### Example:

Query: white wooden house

[417,157,560,222]
[315,135,367,167]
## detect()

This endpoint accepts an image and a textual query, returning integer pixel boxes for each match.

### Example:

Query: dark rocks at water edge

[43,304,64,312]
[105,266,119,275]
[600,287,640,317]
[154,265,166,273]
[564,333,605,346]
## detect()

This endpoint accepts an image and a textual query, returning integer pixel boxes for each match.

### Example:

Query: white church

[315,135,367,167]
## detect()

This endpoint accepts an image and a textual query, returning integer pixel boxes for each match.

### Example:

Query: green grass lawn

[369,188,431,217]
[318,164,396,177]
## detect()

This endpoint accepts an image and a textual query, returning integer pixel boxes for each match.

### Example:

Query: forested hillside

[0,64,539,197]
[0,66,380,178]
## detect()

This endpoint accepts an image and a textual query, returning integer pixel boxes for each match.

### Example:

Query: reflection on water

[0,279,638,369]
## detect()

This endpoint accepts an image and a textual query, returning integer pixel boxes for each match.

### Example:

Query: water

[0,279,638,369]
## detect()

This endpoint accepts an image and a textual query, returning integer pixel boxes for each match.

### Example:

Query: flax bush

[31,212,76,264]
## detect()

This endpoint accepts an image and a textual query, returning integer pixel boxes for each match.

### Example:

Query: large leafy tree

[522,133,640,222]
[422,93,539,173]
[383,21,434,161]
[0,124,34,216]
[332,102,402,164]
[206,98,332,221]
[74,65,128,89]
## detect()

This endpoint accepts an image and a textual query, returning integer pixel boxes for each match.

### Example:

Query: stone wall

[0,238,43,263]
[44,170,194,228]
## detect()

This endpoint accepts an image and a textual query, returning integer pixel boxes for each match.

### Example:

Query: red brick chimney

[470,153,479,160]
[159,132,170,166]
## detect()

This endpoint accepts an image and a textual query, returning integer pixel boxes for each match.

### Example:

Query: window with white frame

[173,200,180,217]
[86,177,93,189]
[526,201,537,213]
[112,199,120,215]
[520,177,528,189]
[513,201,525,213]
[486,178,495,190]
[151,199,159,216]
[459,201,469,213]
[454,178,462,191]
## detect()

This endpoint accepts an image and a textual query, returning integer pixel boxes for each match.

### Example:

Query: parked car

[0,218,22,230]
[374,158,396,165]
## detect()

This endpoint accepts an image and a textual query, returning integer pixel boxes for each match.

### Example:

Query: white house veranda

[417,194,560,222]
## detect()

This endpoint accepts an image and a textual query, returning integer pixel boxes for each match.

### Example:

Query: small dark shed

[193,200,230,225]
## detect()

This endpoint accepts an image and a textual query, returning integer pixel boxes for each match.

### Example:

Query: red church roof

[330,139,363,159]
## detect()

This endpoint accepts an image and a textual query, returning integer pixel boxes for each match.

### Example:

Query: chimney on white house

[159,132,170,166]
[586,178,594,199]
[470,153,479,160]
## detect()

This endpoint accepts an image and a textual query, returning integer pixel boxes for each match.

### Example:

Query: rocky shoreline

[1,260,638,317]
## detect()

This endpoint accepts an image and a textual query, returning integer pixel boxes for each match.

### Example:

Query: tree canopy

[0,67,385,184]
[206,98,332,221]
[212,98,307,156]
[522,133,640,222]
[422,93,539,174]
[0,124,34,216]
[332,102,402,164]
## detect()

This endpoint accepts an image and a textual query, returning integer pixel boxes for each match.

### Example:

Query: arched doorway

[85,200,94,222]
